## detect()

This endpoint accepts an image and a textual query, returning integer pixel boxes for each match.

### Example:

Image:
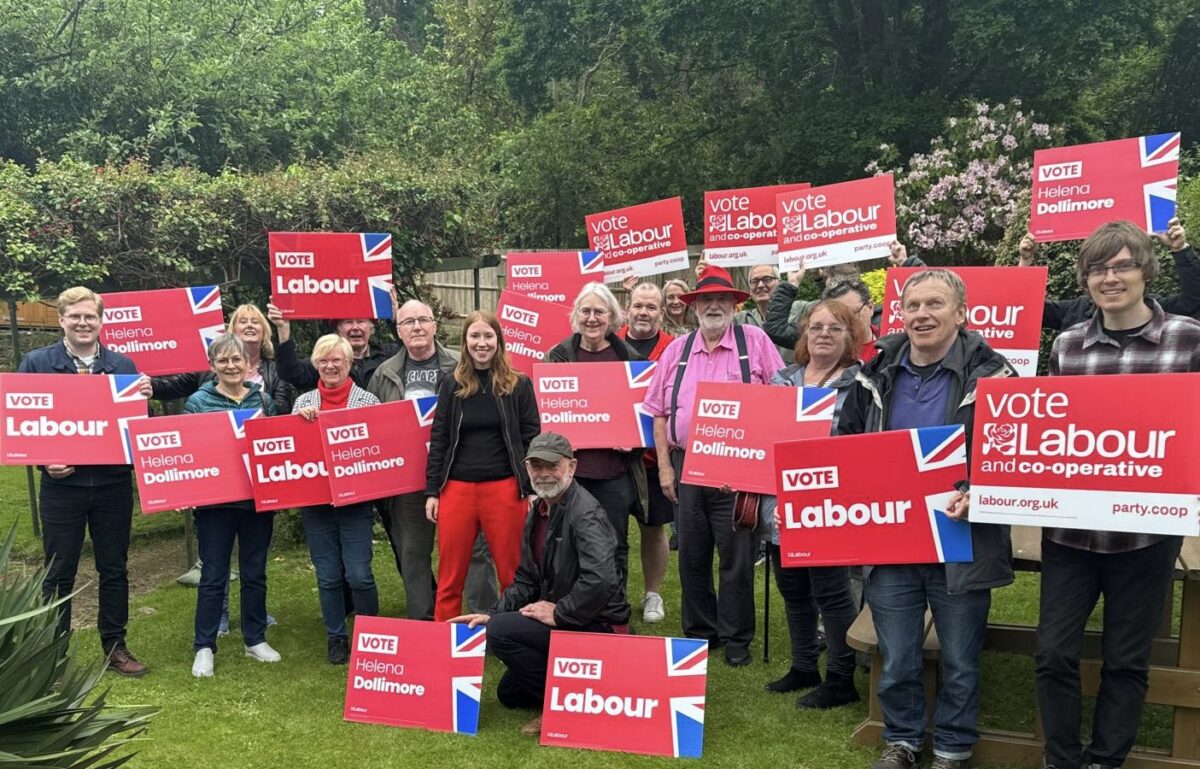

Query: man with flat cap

[450,432,631,736]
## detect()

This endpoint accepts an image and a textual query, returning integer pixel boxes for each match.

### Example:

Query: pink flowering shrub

[868,100,1063,266]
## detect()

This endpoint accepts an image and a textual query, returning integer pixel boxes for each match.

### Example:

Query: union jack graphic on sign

[912,424,967,472]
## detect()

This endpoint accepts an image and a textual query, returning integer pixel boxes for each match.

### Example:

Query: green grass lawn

[54,520,1175,769]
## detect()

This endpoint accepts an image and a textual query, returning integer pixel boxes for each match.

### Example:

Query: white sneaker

[244,642,282,663]
[642,592,665,623]
[192,648,214,678]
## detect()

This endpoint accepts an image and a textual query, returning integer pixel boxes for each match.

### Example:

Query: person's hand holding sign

[1017,233,1038,267]
[448,613,490,628]
[945,489,970,521]
[266,303,291,343]
[1154,217,1188,252]
[888,240,908,267]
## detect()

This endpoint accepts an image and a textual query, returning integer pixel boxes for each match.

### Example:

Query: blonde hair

[227,304,275,359]
[454,311,523,398]
[57,287,103,315]
[309,334,353,364]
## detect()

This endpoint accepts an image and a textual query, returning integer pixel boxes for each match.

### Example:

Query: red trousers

[434,477,526,621]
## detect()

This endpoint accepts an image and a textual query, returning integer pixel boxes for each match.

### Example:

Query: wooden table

[847,527,1200,768]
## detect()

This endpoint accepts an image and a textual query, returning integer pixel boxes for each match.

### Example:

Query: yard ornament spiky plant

[0,527,157,768]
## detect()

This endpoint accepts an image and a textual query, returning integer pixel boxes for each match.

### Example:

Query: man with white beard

[450,433,631,736]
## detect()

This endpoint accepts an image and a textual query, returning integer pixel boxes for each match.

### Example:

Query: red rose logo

[983,423,1017,456]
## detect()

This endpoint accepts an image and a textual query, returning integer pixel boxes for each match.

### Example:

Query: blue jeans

[866,564,991,760]
[195,504,273,652]
[300,503,378,639]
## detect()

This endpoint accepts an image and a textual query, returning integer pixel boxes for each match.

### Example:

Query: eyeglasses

[213,356,245,366]
[398,316,435,328]
[316,358,347,368]
[63,313,100,324]
[578,308,610,318]
[808,324,848,336]
[1087,259,1139,279]
[749,276,778,286]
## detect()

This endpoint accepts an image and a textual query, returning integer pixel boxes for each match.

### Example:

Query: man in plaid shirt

[1037,217,1200,769]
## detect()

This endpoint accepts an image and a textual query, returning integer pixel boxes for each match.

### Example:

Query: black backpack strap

[668,331,698,447]
[733,323,751,384]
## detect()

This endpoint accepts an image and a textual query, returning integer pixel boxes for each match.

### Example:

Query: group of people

[21,214,1199,769]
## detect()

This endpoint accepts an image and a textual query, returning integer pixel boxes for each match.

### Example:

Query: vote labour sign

[507,251,604,305]
[680,382,835,494]
[1030,133,1180,242]
[129,409,260,513]
[702,183,810,268]
[880,266,1048,377]
[775,425,974,567]
[540,631,708,758]
[99,286,226,375]
[586,198,689,281]
[243,414,331,511]
[494,290,572,377]
[343,615,486,735]
[318,398,436,506]
[969,375,1200,536]
[268,232,394,320]
[0,373,147,466]
[533,362,657,449]
[776,175,897,272]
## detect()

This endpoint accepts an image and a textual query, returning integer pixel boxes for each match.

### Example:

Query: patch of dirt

[67,536,190,630]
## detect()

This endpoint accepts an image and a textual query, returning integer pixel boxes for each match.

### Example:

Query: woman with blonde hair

[294,334,381,664]
[662,278,696,336]
[425,311,540,621]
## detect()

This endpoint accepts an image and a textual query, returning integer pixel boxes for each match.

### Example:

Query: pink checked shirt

[641,323,786,449]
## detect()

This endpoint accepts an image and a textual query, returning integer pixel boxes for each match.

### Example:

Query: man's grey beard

[698,312,733,335]
[533,478,571,500]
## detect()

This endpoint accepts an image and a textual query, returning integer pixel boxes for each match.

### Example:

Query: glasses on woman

[808,323,848,336]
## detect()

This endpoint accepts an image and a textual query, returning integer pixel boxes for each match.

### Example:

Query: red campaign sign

[776,175,897,272]
[243,414,331,511]
[128,409,261,513]
[680,382,835,494]
[1030,133,1180,243]
[494,290,573,377]
[318,398,436,506]
[970,374,1200,536]
[0,373,147,466]
[99,287,226,376]
[533,362,657,449]
[879,266,1048,377]
[702,183,810,267]
[344,615,486,734]
[268,232,394,320]
[540,631,708,758]
[775,426,974,567]
[585,198,689,281]
[506,251,605,305]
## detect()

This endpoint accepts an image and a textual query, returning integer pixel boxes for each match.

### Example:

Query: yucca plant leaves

[0,526,159,768]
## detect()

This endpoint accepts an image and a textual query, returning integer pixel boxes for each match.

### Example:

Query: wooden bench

[846,527,1200,768]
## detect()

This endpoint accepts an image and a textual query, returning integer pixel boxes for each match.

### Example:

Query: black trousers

[40,479,134,653]
[768,544,858,679]
[487,612,612,709]
[577,474,636,591]
[672,450,756,651]
[1035,536,1182,769]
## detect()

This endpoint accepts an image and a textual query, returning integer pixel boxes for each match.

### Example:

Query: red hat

[681,265,750,305]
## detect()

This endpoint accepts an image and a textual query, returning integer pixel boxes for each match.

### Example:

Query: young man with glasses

[18,287,154,677]
[1035,218,1200,769]
[367,300,497,620]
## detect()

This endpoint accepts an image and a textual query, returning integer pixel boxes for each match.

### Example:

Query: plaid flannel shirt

[1046,300,1200,553]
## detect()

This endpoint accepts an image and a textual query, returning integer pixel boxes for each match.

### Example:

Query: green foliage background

[0,0,1197,298]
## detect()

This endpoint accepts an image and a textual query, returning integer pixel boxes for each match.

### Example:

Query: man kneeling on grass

[451,432,631,736]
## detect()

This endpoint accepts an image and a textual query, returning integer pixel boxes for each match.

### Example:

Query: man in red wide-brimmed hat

[641,265,784,666]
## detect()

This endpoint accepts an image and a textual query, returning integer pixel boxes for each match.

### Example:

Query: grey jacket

[367,341,459,403]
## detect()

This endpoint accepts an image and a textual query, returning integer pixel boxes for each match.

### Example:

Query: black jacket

[1042,245,1200,330]
[837,329,1017,594]
[424,372,541,498]
[17,341,139,487]
[497,482,632,627]
[150,357,295,414]
[274,337,398,390]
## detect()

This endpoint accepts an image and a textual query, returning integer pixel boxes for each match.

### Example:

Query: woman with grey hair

[184,333,279,677]
[662,278,696,335]
[546,282,647,593]
[293,334,381,664]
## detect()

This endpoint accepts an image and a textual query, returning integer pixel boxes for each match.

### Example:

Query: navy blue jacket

[17,341,139,487]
